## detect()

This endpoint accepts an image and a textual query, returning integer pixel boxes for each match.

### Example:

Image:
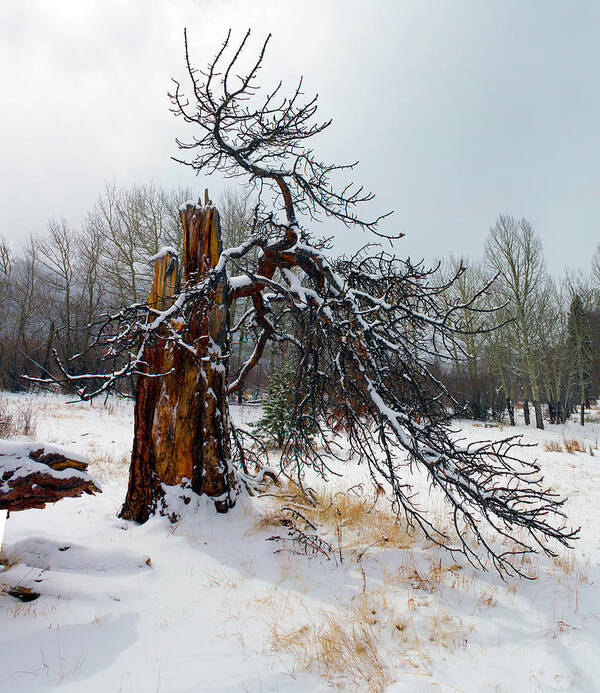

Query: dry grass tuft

[270,590,469,690]
[204,569,240,590]
[87,452,130,483]
[382,555,472,598]
[398,560,445,593]
[270,593,395,692]
[543,438,590,454]
[543,440,563,453]
[427,609,470,649]
[0,551,21,571]
[477,587,498,609]
[553,551,576,575]
[551,550,590,585]
[562,438,586,454]
[316,490,416,553]
[253,480,417,561]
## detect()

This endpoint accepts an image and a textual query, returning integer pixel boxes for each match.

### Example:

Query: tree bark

[120,201,238,524]
[548,401,556,425]
[523,399,530,426]
[533,400,544,430]
[506,397,515,426]
[41,319,55,380]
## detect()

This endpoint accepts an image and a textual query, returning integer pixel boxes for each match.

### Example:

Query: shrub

[0,405,16,438]
[0,398,38,439]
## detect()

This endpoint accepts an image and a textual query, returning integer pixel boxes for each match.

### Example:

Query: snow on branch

[36,29,580,577]
[169,28,394,233]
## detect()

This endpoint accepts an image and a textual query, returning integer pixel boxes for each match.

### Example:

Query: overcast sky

[2,0,599,275]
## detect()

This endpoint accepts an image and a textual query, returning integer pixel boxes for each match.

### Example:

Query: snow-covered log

[0,440,100,512]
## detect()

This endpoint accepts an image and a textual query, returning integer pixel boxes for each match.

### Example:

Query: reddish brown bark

[0,446,100,512]
[120,201,238,523]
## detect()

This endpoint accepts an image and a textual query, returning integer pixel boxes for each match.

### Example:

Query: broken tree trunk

[120,200,238,524]
[0,440,100,512]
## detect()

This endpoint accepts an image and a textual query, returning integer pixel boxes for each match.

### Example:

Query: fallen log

[0,440,101,512]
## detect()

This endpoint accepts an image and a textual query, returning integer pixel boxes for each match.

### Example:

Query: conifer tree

[567,293,592,425]
[254,363,296,449]
[254,362,318,458]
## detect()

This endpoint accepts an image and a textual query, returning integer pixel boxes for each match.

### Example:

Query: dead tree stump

[120,200,238,523]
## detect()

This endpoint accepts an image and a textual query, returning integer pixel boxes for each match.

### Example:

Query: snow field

[0,392,599,691]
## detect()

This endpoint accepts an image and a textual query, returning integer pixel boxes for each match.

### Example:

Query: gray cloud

[1,0,598,274]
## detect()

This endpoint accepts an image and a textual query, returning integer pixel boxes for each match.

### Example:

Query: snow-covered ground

[1,392,599,692]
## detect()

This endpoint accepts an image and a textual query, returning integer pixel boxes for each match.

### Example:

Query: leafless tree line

[437,216,600,428]
[1,186,598,428]
[0,182,263,391]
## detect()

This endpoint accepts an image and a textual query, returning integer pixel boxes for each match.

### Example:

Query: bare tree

[36,219,77,360]
[485,216,547,429]
[0,237,13,386]
[11,238,44,374]
[158,185,195,252]
[538,278,572,424]
[41,30,578,576]
[88,182,196,309]
[75,219,105,370]
[0,236,12,311]
[440,257,498,420]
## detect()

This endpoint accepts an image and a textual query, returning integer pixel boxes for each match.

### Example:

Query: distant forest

[1,182,598,428]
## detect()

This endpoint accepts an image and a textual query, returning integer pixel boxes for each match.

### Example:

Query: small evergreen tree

[253,362,319,457]
[254,363,297,448]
